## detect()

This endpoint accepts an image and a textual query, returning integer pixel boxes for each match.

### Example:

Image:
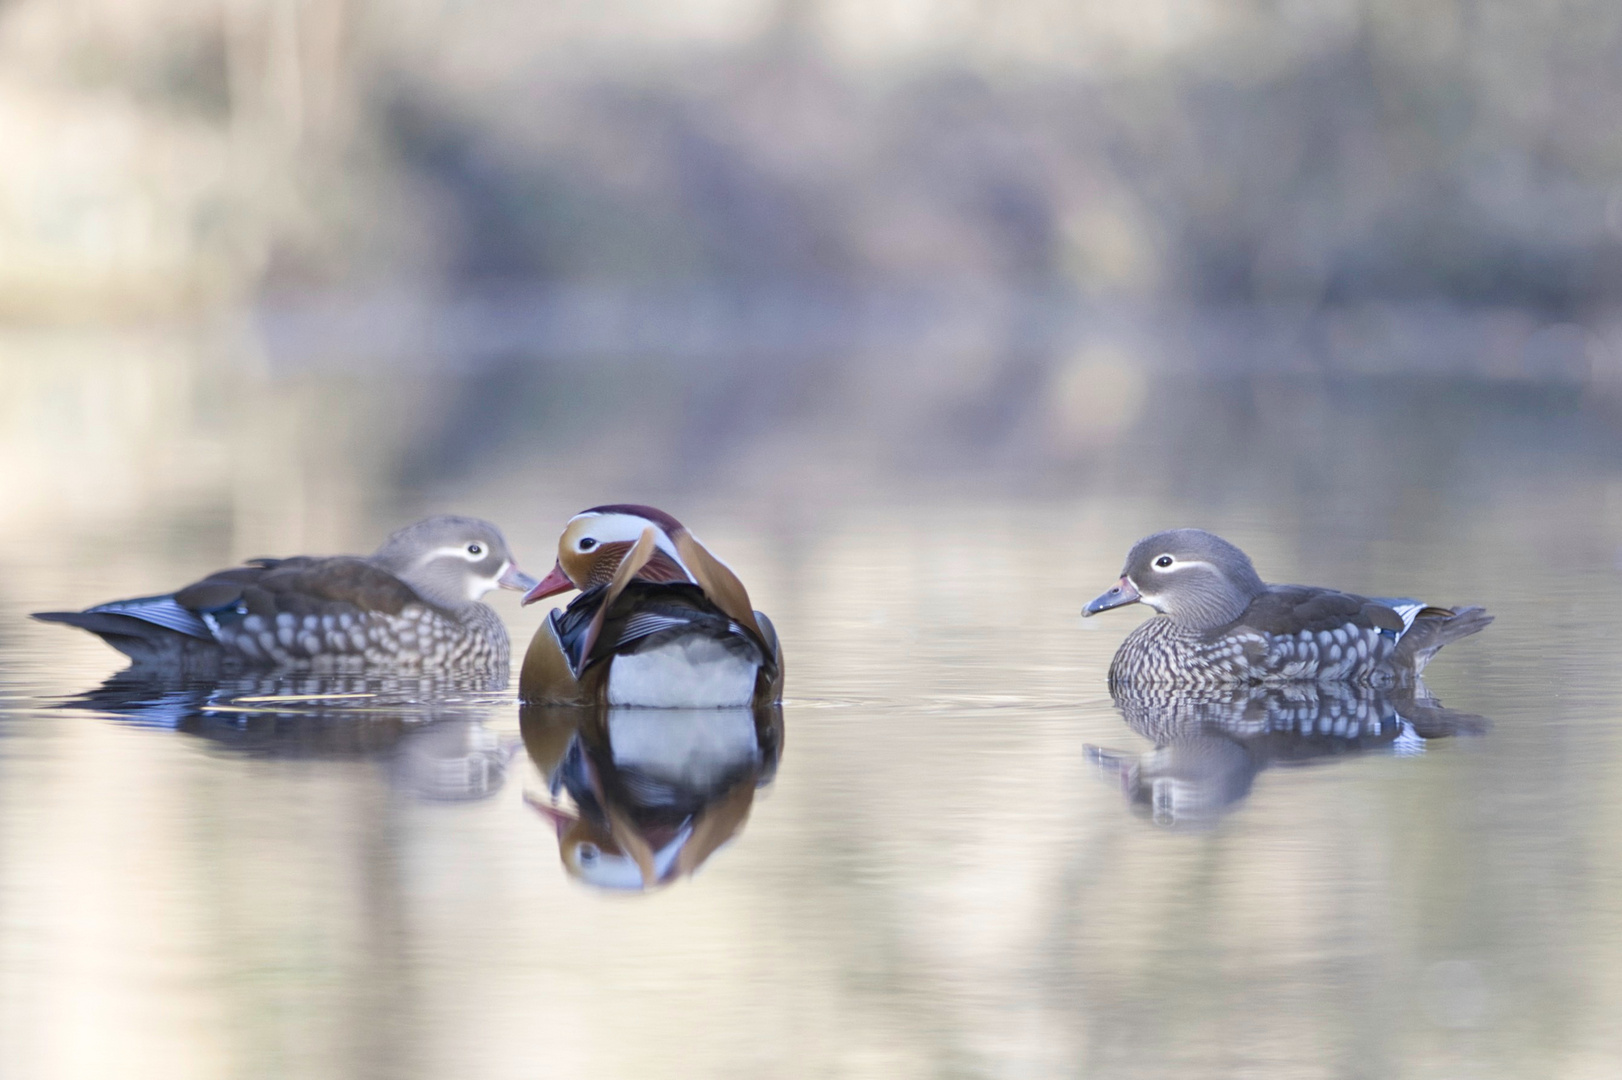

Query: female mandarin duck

[1084,529,1491,688]
[34,516,537,672]
[519,504,784,708]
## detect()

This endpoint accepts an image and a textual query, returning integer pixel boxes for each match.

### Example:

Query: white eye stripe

[422,543,494,564]
[1151,558,1217,574]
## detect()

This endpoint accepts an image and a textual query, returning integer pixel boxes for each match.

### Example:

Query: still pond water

[0,345,1620,1079]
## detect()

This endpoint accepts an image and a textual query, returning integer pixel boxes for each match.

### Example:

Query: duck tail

[32,603,217,669]
[1393,605,1493,675]
[1392,685,1491,738]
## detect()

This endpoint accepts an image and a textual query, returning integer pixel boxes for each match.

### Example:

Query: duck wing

[196,556,421,622]
[550,581,762,678]
[1231,586,1407,640]
[34,556,423,667]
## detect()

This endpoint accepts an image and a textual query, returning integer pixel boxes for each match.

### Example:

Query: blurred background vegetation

[8,0,1622,313]
[2,0,1621,546]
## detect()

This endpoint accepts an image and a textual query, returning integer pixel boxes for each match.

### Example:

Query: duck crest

[581,503,686,533]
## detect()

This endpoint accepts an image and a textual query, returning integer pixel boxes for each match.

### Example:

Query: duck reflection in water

[56,668,512,800]
[521,702,783,891]
[1088,681,1487,827]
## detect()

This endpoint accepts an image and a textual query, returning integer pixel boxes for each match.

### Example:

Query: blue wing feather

[86,595,214,640]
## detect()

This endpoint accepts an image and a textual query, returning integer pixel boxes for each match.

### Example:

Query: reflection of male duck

[521,703,784,891]
[1089,682,1487,827]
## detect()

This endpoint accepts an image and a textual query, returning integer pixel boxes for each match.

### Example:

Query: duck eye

[1154,555,1174,569]
[578,842,600,865]
[467,543,483,556]
[579,538,597,551]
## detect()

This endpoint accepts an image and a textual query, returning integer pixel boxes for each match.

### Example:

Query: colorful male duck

[519,504,784,708]
[1084,528,1491,688]
[34,516,536,672]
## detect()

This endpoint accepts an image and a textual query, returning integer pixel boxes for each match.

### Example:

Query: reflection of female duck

[518,505,784,708]
[57,668,511,798]
[521,703,784,890]
[1089,682,1486,827]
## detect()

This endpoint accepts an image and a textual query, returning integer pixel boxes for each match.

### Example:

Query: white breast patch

[606,636,759,708]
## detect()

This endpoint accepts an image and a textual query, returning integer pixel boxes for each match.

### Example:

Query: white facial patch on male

[573,513,693,579]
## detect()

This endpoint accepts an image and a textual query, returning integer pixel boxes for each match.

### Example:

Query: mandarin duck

[518,504,784,708]
[521,702,783,891]
[1084,529,1492,688]
[34,516,537,673]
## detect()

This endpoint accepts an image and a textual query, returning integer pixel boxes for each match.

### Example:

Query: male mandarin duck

[1084,529,1491,688]
[34,516,537,672]
[518,504,784,708]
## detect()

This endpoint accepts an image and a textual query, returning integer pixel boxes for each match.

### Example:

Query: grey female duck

[1084,529,1491,688]
[34,516,537,673]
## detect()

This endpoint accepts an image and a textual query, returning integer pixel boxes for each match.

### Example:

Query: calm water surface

[1,356,1620,1079]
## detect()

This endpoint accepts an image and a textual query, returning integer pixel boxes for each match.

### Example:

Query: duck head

[523,504,695,600]
[521,504,764,639]
[1089,736,1258,829]
[527,796,715,892]
[1084,528,1266,631]
[371,515,538,610]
